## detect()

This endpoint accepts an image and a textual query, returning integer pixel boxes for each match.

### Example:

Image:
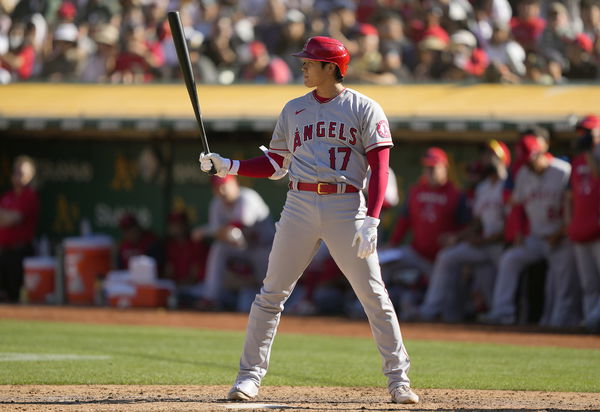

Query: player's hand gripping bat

[167,10,216,175]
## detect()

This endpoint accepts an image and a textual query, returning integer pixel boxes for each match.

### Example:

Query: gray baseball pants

[234,190,411,391]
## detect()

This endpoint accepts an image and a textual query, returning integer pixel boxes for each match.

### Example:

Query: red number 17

[329,147,351,170]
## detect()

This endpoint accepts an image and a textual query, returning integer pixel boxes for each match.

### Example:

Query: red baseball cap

[573,33,593,52]
[520,135,544,160]
[58,1,77,19]
[576,114,600,131]
[357,23,378,37]
[210,174,236,189]
[421,147,448,166]
[487,139,511,166]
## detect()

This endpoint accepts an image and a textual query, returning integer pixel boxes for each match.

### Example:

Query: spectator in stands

[375,12,414,81]
[116,212,157,270]
[0,19,37,83]
[0,156,40,303]
[484,20,526,83]
[193,175,275,312]
[345,23,397,84]
[202,14,245,84]
[568,114,600,332]
[239,40,292,84]
[273,9,307,82]
[79,23,118,82]
[164,210,208,307]
[482,134,581,328]
[539,2,576,56]
[111,23,164,83]
[325,0,360,56]
[41,22,83,81]
[443,29,489,81]
[419,140,511,322]
[382,147,469,319]
[581,0,600,41]
[413,34,448,81]
[510,0,546,53]
[564,33,598,80]
[254,0,287,54]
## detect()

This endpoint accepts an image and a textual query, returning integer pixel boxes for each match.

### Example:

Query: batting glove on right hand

[352,216,380,259]
[199,152,231,177]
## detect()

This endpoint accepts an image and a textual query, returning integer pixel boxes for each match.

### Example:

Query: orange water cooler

[23,257,56,303]
[63,236,113,305]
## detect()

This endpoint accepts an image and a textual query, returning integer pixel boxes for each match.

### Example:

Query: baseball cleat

[227,380,259,401]
[227,388,255,401]
[390,384,419,404]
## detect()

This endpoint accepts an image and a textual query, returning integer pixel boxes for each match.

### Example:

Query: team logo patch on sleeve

[377,120,391,138]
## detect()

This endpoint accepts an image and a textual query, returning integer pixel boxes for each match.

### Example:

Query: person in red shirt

[382,147,469,318]
[510,0,546,53]
[568,114,600,332]
[0,156,40,302]
[164,210,208,308]
[0,19,36,83]
[117,213,157,269]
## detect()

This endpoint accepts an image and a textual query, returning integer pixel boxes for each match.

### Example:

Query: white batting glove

[352,216,380,259]
[199,152,231,177]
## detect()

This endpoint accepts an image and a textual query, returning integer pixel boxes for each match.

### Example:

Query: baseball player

[568,114,600,332]
[199,36,418,404]
[383,148,468,288]
[419,140,511,322]
[482,135,581,327]
[193,175,275,311]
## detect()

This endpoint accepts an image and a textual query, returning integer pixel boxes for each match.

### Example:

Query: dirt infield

[2,385,600,412]
[1,305,600,411]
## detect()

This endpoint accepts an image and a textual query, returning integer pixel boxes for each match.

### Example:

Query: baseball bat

[167,10,216,174]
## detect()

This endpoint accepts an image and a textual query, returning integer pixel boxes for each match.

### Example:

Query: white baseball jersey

[206,187,273,245]
[473,176,506,238]
[512,157,571,237]
[269,88,394,189]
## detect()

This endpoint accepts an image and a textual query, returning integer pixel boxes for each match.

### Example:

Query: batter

[199,36,418,404]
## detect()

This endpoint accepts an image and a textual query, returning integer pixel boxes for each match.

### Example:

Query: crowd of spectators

[1,0,599,85]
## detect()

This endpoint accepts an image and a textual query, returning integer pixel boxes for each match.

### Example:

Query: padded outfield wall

[1,83,598,241]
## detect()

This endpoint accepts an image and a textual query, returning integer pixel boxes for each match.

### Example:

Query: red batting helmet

[292,36,350,76]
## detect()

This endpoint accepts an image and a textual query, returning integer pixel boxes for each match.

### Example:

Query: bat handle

[208,161,217,176]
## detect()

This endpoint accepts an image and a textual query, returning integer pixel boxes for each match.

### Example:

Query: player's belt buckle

[317,182,329,195]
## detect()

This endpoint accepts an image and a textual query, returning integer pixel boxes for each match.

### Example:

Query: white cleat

[390,384,419,404]
[227,380,259,401]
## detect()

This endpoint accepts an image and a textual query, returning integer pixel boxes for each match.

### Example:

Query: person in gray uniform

[482,135,581,327]
[193,175,274,311]
[199,36,419,404]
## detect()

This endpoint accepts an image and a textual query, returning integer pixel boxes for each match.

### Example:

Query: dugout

[1,83,599,242]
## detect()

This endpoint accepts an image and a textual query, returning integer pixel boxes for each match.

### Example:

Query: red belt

[289,182,359,195]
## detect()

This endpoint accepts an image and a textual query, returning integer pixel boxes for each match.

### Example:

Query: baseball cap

[357,23,378,37]
[573,33,593,52]
[92,24,119,45]
[450,30,477,48]
[58,1,77,19]
[520,135,544,160]
[54,23,78,42]
[421,147,448,166]
[249,41,267,58]
[285,9,305,24]
[210,174,236,188]
[576,114,600,131]
[487,139,511,166]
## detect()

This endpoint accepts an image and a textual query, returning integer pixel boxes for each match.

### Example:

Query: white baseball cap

[54,23,78,42]
[450,30,477,48]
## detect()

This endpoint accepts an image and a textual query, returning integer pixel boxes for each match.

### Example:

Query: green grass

[0,319,598,392]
